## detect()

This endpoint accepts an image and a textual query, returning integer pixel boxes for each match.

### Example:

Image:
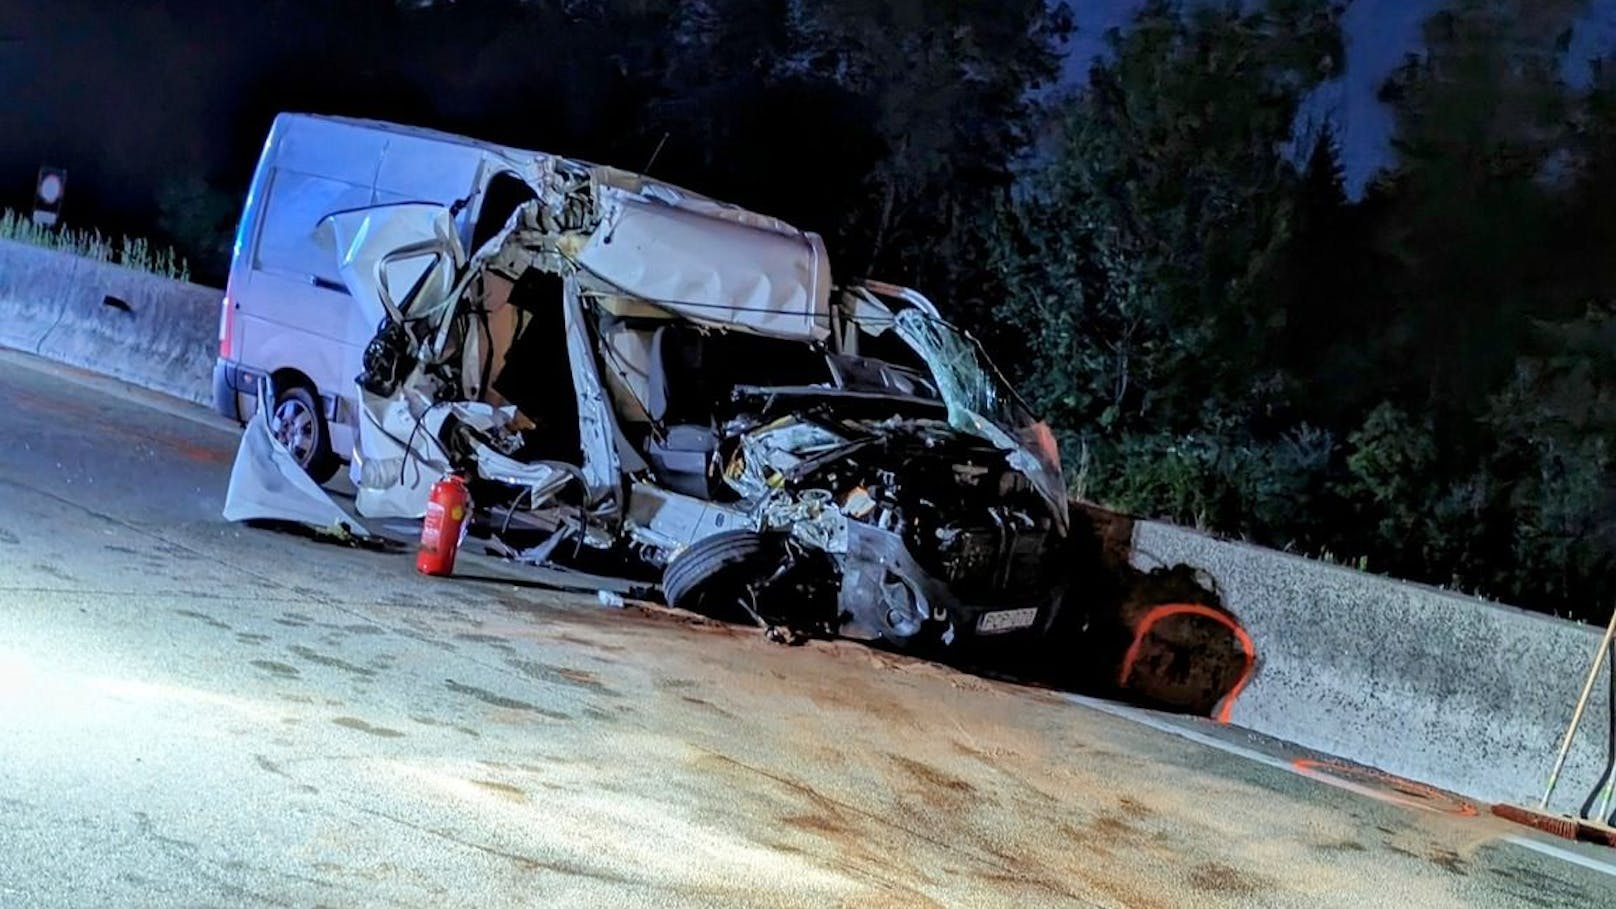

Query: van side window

[255,168,372,286]
[470,173,539,254]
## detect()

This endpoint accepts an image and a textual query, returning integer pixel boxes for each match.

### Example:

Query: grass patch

[0,208,190,282]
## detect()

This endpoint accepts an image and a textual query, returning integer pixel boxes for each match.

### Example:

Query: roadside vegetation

[0,208,190,282]
[17,0,1614,620]
[995,0,1616,621]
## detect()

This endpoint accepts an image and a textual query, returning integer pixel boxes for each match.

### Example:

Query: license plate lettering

[977,607,1038,634]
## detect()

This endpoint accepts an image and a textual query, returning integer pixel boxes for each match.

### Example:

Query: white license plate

[977,607,1039,634]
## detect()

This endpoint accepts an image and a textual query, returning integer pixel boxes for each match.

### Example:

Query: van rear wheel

[270,385,339,483]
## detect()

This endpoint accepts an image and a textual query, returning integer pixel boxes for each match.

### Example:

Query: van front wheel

[270,385,339,484]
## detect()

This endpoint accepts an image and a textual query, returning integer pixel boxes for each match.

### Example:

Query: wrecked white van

[227,120,1073,648]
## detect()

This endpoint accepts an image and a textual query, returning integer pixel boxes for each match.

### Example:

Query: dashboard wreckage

[224,147,1079,650]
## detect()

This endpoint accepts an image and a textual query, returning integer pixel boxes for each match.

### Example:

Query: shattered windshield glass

[892,310,1068,524]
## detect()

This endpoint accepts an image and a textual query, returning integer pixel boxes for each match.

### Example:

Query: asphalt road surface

[2,347,1615,908]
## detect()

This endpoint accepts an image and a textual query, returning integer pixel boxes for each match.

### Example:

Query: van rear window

[255,168,373,285]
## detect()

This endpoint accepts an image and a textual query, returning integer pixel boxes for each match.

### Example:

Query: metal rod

[1598,636,1616,822]
[1540,604,1616,810]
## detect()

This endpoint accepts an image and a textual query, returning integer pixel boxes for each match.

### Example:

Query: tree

[1266,126,1385,426]
[1367,0,1583,418]
[1484,306,1616,613]
[647,0,1072,320]
[992,0,1343,533]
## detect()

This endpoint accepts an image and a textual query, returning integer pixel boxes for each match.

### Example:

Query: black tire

[662,531,778,609]
[269,384,340,484]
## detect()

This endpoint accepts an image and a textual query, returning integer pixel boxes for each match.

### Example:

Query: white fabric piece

[223,408,366,536]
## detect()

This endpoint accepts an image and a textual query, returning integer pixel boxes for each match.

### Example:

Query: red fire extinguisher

[417,474,471,577]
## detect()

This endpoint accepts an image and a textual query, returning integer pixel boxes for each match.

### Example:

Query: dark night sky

[1066,0,1616,198]
[1,1,281,227]
[5,0,1616,229]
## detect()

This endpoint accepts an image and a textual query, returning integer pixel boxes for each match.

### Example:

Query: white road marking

[1063,693,1616,879]
[1065,693,1298,773]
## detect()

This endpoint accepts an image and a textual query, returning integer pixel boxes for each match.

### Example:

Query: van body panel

[214,113,501,461]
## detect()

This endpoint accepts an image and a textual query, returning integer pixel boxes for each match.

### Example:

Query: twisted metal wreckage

[224,145,1092,651]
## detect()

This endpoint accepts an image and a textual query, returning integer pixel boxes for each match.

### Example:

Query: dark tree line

[999,0,1616,621]
[12,0,1616,619]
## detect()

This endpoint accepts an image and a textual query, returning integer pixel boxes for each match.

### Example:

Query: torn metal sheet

[625,482,759,558]
[318,202,465,327]
[223,405,367,538]
[723,418,847,500]
[764,489,849,554]
[562,275,624,508]
[473,445,572,503]
[352,387,452,519]
[578,190,831,341]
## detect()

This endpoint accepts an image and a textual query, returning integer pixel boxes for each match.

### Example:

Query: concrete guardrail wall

[1134,519,1612,812]
[0,237,220,405]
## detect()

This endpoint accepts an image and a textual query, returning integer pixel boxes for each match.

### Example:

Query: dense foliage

[13,0,1616,619]
[999,0,1616,621]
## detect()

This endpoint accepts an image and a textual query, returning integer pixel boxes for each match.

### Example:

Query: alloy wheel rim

[270,398,318,466]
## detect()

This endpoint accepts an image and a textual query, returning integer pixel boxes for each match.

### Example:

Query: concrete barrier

[0,238,220,405]
[1134,519,1614,813]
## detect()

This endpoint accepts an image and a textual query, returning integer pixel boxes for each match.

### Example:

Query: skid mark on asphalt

[678,695,737,720]
[469,779,528,802]
[29,562,77,584]
[287,645,377,679]
[174,608,231,631]
[410,716,485,738]
[887,754,976,800]
[6,384,231,466]
[1484,857,1599,908]
[349,803,646,887]
[553,631,628,654]
[0,474,298,603]
[1188,861,1269,896]
[504,658,619,698]
[250,660,301,679]
[338,623,387,636]
[253,754,292,779]
[454,632,516,653]
[700,748,1098,906]
[331,717,405,738]
[443,679,570,720]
